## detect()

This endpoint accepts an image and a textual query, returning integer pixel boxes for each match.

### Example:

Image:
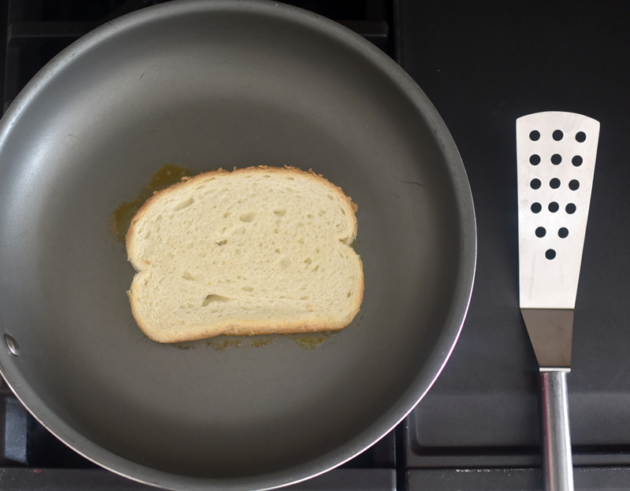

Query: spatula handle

[540,371,574,491]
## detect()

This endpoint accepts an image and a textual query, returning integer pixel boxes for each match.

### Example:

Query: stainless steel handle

[540,371,574,491]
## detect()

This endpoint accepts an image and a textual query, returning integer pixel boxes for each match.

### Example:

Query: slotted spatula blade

[516,111,600,491]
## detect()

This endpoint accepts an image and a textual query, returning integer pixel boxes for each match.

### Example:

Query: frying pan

[0,1,476,490]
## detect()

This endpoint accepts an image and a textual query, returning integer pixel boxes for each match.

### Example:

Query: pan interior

[0,3,469,482]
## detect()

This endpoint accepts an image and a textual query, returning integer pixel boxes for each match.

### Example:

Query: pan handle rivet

[4,334,19,356]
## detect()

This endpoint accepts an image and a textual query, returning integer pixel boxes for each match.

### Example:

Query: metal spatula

[516,111,600,491]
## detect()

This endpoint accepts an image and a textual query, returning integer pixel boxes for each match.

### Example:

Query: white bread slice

[126,166,364,343]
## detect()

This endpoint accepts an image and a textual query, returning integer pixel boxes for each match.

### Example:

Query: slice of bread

[126,166,364,343]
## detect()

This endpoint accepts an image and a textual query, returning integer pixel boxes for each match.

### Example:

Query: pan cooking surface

[0,1,475,490]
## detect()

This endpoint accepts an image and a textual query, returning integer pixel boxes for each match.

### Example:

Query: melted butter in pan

[110,164,193,244]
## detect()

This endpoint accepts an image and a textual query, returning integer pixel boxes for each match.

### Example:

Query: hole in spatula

[569,179,580,190]
[530,130,540,141]
[531,202,542,213]
[558,228,569,238]
[548,202,559,213]
[530,179,541,189]
[552,130,563,141]
[550,178,561,189]
[576,131,586,142]
[551,154,562,165]
[530,154,541,165]
[572,156,583,167]
[566,203,576,214]
[535,227,546,238]
[545,249,556,260]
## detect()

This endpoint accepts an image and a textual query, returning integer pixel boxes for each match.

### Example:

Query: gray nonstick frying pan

[0,1,476,490]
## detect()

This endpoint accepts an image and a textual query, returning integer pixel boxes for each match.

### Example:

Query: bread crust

[126,166,363,343]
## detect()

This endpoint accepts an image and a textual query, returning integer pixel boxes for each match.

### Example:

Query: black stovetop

[2,1,630,490]
[399,1,630,489]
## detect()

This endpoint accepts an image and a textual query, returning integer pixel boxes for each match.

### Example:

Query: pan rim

[0,1,477,490]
